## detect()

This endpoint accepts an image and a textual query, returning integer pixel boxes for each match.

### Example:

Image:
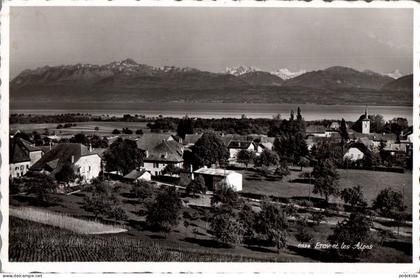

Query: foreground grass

[10,206,126,235]
[9,217,287,262]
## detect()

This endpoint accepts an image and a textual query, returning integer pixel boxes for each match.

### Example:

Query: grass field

[10,121,152,136]
[10,206,126,234]
[241,168,412,212]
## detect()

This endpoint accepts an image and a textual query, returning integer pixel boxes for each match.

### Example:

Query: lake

[10,102,413,124]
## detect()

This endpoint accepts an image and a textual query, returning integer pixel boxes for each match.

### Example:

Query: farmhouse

[143,140,184,176]
[136,133,176,152]
[30,143,102,182]
[9,138,43,178]
[123,168,152,183]
[194,167,242,192]
[227,140,256,160]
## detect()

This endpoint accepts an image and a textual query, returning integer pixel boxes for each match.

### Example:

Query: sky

[10,6,413,78]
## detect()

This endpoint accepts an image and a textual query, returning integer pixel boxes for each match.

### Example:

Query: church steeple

[362,105,370,134]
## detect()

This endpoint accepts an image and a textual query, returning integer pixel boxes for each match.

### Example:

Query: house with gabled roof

[136,133,175,152]
[30,143,101,182]
[143,140,184,176]
[227,140,256,160]
[9,138,43,178]
[123,168,151,182]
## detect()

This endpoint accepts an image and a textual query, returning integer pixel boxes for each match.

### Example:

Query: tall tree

[146,186,182,232]
[340,185,367,211]
[189,132,229,169]
[312,159,340,204]
[372,188,405,217]
[339,118,349,147]
[177,116,194,140]
[104,138,144,175]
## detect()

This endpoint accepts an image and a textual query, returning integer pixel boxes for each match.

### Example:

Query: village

[9,107,413,262]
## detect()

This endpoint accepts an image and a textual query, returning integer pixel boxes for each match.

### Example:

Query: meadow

[241,168,413,212]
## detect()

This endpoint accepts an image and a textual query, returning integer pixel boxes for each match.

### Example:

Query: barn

[194,167,242,192]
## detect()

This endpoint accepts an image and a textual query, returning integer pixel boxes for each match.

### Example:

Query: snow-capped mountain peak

[225,66,260,76]
[270,68,306,80]
[386,69,403,79]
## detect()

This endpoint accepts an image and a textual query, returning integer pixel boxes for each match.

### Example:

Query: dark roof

[306,125,327,133]
[31,143,97,172]
[136,133,175,151]
[123,169,149,180]
[228,140,253,149]
[183,134,203,145]
[349,132,397,141]
[10,138,42,163]
[144,140,184,163]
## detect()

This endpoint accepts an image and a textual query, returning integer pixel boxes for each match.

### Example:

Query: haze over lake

[11,102,413,124]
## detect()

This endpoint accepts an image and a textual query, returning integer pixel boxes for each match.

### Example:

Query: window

[88,166,91,172]
[153,162,159,168]
[20,165,24,170]
[15,167,18,171]
[26,165,29,169]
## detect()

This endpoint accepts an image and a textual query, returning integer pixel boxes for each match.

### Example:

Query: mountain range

[10,59,413,106]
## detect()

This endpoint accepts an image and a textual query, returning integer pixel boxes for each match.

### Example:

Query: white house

[343,147,365,161]
[9,138,43,178]
[123,168,152,182]
[194,167,242,192]
[227,140,256,160]
[30,143,101,183]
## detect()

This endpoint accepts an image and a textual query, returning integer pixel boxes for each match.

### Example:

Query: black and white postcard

[1,0,418,274]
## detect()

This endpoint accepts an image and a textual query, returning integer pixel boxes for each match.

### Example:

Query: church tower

[362,106,370,134]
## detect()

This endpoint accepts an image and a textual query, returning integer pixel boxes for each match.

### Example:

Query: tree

[211,185,240,208]
[255,199,288,252]
[25,174,57,204]
[372,188,405,217]
[236,149,255,168]
[238,202,256,241]
[312,159,340,204]
[340,185,367,211]
[189,132,229,169]
[122,127,133,134]
[186,175,207,197]
[254,149,279,167]
[112,129,121,135]
[146,186,182,232]
[70,133,89,145]
[135,129,144,135]
[339,118,349,152]
[162,164,181,176]
[104,138,144,175]
[177,116,194,140]
[55,162,78,184]
[210,206,244,247]
[328,212,373,260]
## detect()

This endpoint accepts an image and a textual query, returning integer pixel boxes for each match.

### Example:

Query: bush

[295,226,314,244]
[186,176,206,197]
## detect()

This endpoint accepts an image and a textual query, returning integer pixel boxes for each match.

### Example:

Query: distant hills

[10,59,413,106]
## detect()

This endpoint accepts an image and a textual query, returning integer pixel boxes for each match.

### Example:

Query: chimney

[49,141,52,150]
[71,155,74,164]
[89,144,93,152]
[145,150,149,158]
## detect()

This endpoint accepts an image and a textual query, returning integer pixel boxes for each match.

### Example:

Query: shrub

[210,206,244,247]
